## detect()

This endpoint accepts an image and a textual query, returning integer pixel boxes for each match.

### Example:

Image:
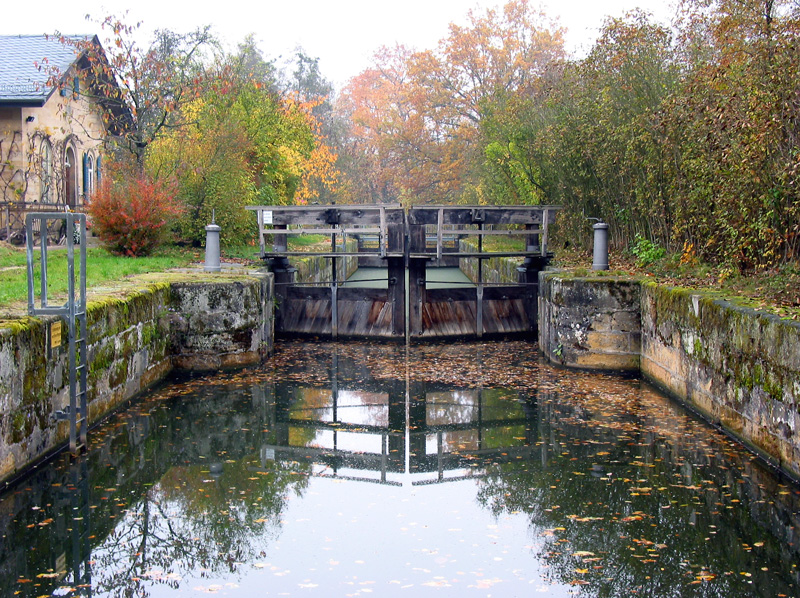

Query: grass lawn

[0,243,199,310]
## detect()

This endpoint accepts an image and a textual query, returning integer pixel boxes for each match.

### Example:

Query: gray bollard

[204,212,221,272]
[592,222,609,271]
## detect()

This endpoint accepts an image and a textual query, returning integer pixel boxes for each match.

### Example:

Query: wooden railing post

[408,223,427,339]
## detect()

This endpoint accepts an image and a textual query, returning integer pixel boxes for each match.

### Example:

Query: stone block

[612,310,641,332]
[573,351,639,371]
[589,312,615,332]
[585,331,631,353]
[0,272,275,486]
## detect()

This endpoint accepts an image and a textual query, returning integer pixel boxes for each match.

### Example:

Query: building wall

[1,72,105,206]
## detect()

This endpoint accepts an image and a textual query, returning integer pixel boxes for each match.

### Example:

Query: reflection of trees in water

[4,340,800,597]
[0,377,311,598]
[475,384,800,597]
[88,458,309,597]
[426,390,481,426]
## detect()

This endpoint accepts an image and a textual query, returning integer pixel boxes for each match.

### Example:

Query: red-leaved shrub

[88,172,182,256]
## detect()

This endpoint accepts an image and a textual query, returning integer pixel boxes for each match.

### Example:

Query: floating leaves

[4,339,800,598]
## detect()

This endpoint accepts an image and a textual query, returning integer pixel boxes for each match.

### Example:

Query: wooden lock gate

[247,204,560,342]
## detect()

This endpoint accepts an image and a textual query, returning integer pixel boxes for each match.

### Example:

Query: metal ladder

[26,212,88,454]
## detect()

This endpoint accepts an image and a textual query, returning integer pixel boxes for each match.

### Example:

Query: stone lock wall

[169,277,273,370]
[0,272,273,486]
[538,273,641,372]
[539,271,800,479]
[640,282,800,477]
[293,239,358,284]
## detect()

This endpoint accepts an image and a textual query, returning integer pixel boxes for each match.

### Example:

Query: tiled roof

[0,34,89,106]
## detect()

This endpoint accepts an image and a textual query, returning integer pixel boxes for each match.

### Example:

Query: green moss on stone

[141,322,157,347]
[693,338,705,362]
[89,342,115,385]
[10,409,27,443]
[22,366,47,406]
[753,363,764,387]
[151,337,168,362]
[119,329,138,359]
[736,362,754,393]
[110,360,128,388]
[2,317,40,336]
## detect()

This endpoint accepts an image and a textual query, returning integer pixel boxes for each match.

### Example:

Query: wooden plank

[429,228,546,237]
[338,300,356,332]
[426,287,477,302]
[247,205,405,226]
[407,206,562,226]
[412,295,534,338]
[268,227,383,235]
[388,256,405,336]
[339,299,394,337]
[283,295,400,338]
[410,251,547,259]
[338,287,389,302]
[482,299,528,335]
[481,286,529,301]
[281,298,333,334]
[262,252,404,258]
[287,286,331,301]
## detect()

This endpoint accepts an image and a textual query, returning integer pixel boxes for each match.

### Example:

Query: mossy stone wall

[0,272,273,486]
[640,282,800,477]
[538,272,641,372]
[294,240,358,284]
[539,272,800,479]
[168,276,273,370]
[458,239,522,284]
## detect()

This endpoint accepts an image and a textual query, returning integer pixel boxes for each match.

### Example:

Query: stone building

[0,34,121,241]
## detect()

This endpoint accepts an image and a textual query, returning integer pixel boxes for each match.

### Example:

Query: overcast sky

[1,0,677,88]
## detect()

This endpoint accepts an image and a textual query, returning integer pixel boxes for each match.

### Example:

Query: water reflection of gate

[260,379,537,486]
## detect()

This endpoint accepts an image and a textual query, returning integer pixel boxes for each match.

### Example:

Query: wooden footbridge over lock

[247,204,560,341]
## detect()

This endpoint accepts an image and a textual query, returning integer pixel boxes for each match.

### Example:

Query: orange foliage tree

[88,164,182,256]
[336,0,564,205]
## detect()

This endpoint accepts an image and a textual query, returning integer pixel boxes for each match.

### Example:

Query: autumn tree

[147,42,341,246]
[527,11,679,250]
[336,45,414,204]
[336,0,564,205]
[281,49,341,204]
[663,0,800,267]
[58,15,215,169]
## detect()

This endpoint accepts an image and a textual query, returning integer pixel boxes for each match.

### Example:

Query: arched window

[83,153,95,200]
[40,139,54,203]
[65,146,77,207]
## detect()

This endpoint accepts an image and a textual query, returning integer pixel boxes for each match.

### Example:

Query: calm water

[1,341,799,597]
